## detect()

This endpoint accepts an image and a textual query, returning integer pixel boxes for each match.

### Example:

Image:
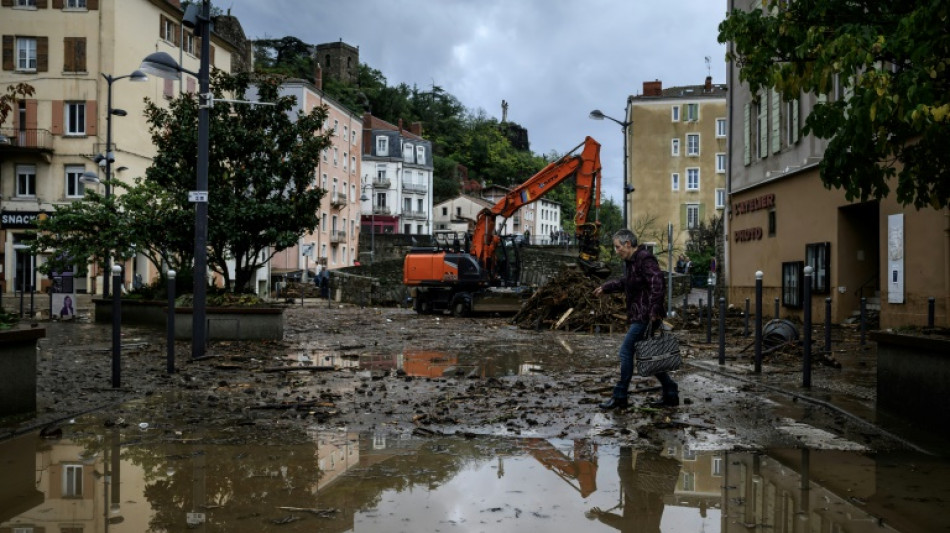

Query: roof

[365,115,426,141]
[632,83,728,101]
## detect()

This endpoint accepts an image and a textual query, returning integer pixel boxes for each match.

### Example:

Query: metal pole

[718,297,726,365]
[824,297,832,355]
[859,297,867,346]
[191,0,211,359]
[774,297,779,320]
[744,297,750,337]
[103,74,114,298]
[803,266,813,388]
[928,297,935,328]
[706,280,713,343]
[167,270,176,374]
[667,222,673,317]
[112,265,122,388]
[29,255,35,318]
[754,271,763,373]
[622,123,629,228]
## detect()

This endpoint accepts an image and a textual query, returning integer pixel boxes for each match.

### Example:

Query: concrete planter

[870,329,950,435]
[0,326,45,419]
[94,299,284,340]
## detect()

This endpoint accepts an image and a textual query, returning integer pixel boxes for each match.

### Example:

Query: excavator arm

[471,136,608,278]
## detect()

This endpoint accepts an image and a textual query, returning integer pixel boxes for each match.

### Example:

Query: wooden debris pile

[512,267,627,332]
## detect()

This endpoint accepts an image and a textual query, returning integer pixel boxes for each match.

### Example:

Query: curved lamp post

[589,109,633,228]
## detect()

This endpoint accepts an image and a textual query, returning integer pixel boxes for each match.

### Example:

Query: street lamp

[589,109,633,228]
[139,0,211,359]
[98,70,148,298]
[360,180,375,274]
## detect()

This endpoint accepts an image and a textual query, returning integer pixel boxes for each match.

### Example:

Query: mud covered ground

[5,301,913,453]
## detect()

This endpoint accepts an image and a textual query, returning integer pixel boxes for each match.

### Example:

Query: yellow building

[0,0,245,297]
[626,78,728,260]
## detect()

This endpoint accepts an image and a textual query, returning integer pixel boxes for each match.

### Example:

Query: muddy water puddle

[3,417,948,533]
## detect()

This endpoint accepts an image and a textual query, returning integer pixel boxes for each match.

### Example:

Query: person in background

[593,229,678,409]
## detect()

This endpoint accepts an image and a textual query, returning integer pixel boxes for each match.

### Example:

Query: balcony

[372,178,391,189]
[330,230,347,244]
[330,192,347,208]
[402,210,427,220]
[372,206,391,215]
[403,182,428,194]
[0,128,53,154]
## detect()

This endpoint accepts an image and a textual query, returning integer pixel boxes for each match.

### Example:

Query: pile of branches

[512,267,627,332]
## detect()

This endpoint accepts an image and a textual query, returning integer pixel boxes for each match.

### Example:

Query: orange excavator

[404,136,609,316]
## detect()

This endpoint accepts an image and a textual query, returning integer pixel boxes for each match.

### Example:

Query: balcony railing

[403,183,428,193]
[372,206,391,215]
[402,210,427,220]
[0,128,54,152]
[330,230,347,244]
[372,178,391,189]
[330,192,347,208]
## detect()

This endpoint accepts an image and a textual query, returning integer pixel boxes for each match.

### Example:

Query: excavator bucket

[576,222,610,279]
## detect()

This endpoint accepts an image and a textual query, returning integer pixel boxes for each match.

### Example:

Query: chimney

[705,76,712,92]
[643,80,662,96]
[314,63,323,91]
[410,122,423,136]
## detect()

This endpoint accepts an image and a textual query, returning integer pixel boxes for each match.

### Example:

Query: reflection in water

[398,348,543,378]
[3,422,948,533]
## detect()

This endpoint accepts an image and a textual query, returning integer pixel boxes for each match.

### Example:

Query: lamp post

[360,180,375,274]
[139,0,211,359]
[98,70,148,298]
[589,109,632,228]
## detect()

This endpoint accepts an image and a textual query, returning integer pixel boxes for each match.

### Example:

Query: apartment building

[480,184,562,244]
[0,0,244,296]
[360,114,433,238]
[725,2,947,327]
[627,77,727,257]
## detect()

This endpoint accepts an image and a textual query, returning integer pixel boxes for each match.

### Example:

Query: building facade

[0,0,244,297]
[725,0,948,327]
[627,78,728,260]
[360,114,433,239]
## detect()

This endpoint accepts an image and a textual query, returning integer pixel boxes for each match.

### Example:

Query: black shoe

[599,398,629,410]
[648,395,680,408]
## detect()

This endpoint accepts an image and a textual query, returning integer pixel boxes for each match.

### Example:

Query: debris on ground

[511,267,627,332]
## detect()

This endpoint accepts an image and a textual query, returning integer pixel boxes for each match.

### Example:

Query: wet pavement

[2,300,950,532]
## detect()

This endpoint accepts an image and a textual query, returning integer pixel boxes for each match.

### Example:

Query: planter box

[0,326,45,419]
[94,300,284,340]
[870,330,950,435]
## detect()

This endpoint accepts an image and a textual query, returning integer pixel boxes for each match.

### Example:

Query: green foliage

[686,214,723,277]
[0,82,35,125]
[0,309,19,329]
[719,0,950,209]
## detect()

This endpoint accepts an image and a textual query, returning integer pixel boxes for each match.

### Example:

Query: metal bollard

[112,265,122,389]
[718,297,726,365]
[803,266,813,388]
[683,290,688,309]
[860,297,867,346]
[167,270,177,374]
[754,271,763,373]
[928,297,935,329]
[824,297,832,355]
[706,283,713,343]
[774,297,780,320]
[744,298,750,337]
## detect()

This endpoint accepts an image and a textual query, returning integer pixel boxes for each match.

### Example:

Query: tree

[719,0,950,209]
[0,82,35,126]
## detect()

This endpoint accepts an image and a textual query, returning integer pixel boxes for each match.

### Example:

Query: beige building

[725,1,948,328]
[627,78,728,261]
[0,0,245,297]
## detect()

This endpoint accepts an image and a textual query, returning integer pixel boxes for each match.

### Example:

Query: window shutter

[163,78,173,98]
[699,203,706,223]
[770,89,780,153]
[36,0,47,7]
[85,100,96,136]
[75,36,85,71]
[757,95,768,159]
[210,45,215,66]
[87,0,97,9]
[2,35,13,71]
[0,0,13,7]
[26,99,37,129]
[64,38,74,71]
[743,103,751,165]
[680,204,688,228]
[37,36,48,72]
[791,98,800,143]
[53,0,63,8]
[159,16,164,39]
[51,100,64,135]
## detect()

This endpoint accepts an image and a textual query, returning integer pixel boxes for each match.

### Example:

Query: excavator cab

[576,222,611,279]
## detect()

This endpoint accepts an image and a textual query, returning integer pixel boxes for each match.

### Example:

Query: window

[416,198,424,212]
[404,223,412,234]
[351,130,357,144]
[686,103,699,121]
[715,188,726,209]
[671,173,680,191]
[375,136,388,155]
[768,208,777,236]
[716,118,727,137]
[343,125,348,140]
[671,138,680,156]
[686,133,700,156]
[63,464,83,497]
[442,207,448,216]
[376,191,386,208]
[183,32,195,55]
[712,456,723,476]
[321,213,327,232]
[682,471,696,491]
[782,261,804,307]
[377,166,387,182]
[333,147,338,166]
[65,0,87,7]
[403,198,411,212]
[333,119,339,134]
[63,37,86,72]
[350,156,356,173]
[686,168,699,190]
[65,165,85,197]
[686,204,699,229]
[321,173,328,189]
[15,0,37,6]
[16,37,37,70]
[16,164,36,197]
[671,105,680,122]
[716,153,726,173]
[403,143,414,162]
[805,242,831,294]
[65,102,85,135]
[342,151,347,171]
[161,16,177,44]
[416,145,426,164]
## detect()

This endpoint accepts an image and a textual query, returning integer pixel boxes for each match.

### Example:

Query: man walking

[593,229,679,409]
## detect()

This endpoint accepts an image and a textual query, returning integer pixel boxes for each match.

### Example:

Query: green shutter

[758,94,768,159]
[771,89,781,153]
[743,103,751,165]
[699,203,706,223]
[680,204,688,228]
[791,98,799,143]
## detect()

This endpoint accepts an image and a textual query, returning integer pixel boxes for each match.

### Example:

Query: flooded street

[3,303,950,531]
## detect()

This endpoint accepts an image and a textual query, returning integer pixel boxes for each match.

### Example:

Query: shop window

[768,209,776,236]
[805,242,830,294]
[782,261,804,308]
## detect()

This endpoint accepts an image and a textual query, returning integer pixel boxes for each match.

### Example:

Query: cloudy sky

[220,0,729,202]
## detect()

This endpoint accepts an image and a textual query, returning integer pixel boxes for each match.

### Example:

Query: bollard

[706,283,713,343]
[683,290,688,309]
[774,297,780,320]
[754,271,763,373]
[112,265,122,389]
[167,270,176,374]
[803,266,813,388]
[928,297,935,329]
[860,297,867,346]
[824,297,832,355]
[718,297,726,365]
[744,298,750,337]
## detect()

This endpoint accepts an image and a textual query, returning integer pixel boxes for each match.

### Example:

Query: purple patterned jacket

[598,246,666,324]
